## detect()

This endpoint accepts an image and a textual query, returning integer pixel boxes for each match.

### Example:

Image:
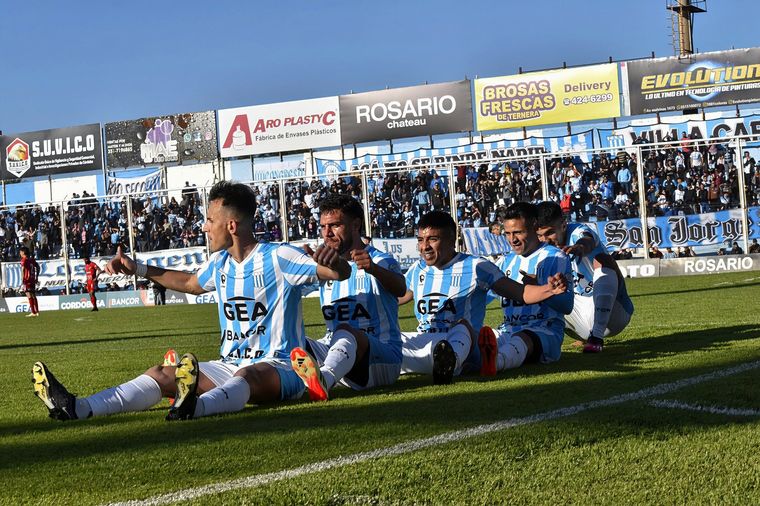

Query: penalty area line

[106,359,760,506]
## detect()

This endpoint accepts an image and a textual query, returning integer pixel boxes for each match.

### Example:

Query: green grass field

[1,272,760,505]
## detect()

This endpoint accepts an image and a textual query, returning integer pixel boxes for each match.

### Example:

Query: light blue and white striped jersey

[319,245,401,349]
[495,243,572,338]
[196,242,318,366]
[566,222,606,297]
[566,222,634,312]
[405,253,504,334]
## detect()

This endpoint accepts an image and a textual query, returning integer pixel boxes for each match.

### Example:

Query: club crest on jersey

[220,273,227,287]
[419,274,425,283]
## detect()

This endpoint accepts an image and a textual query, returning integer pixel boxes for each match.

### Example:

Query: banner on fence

[474,64,620,131]
[105,111,218,168]
[596,206,760,250]
[0,124,103,180]
[107,168,163,195]
[339,81,473,144]
[461,228,511,257]
[315,131,594,177]
[252,159,306,182]
[597,114,760,149]
[623,47,760,115]
[218,97,341,157]
[0,247,207,289]
[370,237,420,272]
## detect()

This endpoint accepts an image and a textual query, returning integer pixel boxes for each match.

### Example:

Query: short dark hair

[318,194,364,223]
[499,202,537,222]
[19,246,31,256]
[535,201,564,228]
[418,211,456,237]
[208,181,257,219]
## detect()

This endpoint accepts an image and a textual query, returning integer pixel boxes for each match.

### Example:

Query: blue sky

[2,0,759,134]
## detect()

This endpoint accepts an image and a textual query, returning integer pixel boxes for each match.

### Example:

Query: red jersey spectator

[20,246,40,317]
[84,257,102,311]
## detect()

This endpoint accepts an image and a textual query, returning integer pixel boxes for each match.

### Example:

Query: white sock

[195,376,250,417]
[321,329,358,390]
[84,374,162,417]
[591,267,618,339]
[496,335,528,371]
[446,323,472,372]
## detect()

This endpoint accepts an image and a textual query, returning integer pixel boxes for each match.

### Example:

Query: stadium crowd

[2,138,760,263]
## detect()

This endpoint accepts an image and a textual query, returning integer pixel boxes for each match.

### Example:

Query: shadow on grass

[1,323,759,475]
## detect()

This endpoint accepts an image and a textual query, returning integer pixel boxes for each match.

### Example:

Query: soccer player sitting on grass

[399,211,568,385]
[535,201,634,353]
[479,203,574,376]
[290,194,406,401]
[32,181,350,422]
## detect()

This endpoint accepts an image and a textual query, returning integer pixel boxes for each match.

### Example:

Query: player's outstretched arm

[105,245,205,295]
[563,234,595,257]
[350,248,407,297]
[305,244,351,281]
[491,273,567,305]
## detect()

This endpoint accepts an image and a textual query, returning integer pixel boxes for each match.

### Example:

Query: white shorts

[199,358,304,401]
[495,325,563,364]
[400,330,469,376]
[308,334,401,390]
[565,293,633,340]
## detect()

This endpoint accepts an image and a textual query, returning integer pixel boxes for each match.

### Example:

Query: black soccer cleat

[166,353,199,421]
[432,340,456,385]
[32,362,78,421]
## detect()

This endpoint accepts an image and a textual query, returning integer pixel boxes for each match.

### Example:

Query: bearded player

[31,181,350,422]
[20,247,40,317]
[535,201,633,353]
[290,194,406,401]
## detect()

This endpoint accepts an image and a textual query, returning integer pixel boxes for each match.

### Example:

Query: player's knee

[144,365,175,396]
[234,364,280,403]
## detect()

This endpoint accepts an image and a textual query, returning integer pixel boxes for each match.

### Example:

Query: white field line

[713,276,760,287]
[106,360,760,506]
[649,399,760,417]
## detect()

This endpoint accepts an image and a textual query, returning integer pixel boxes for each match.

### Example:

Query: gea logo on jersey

[417,292,456,315]
[223,296,269,322]
[322,297,371,321]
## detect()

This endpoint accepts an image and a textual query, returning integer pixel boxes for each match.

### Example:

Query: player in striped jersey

[32,181,351,422]
[535,201,634,353]
[479,202,574,376]
[290,194,406,401]
[399,211,568,385]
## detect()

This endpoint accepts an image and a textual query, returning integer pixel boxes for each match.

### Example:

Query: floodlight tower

[667,0,707,58]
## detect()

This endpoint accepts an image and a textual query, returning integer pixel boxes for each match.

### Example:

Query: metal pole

[539,154,550,201]
[59,201,71,295]
[361,171,372,238]
[634,144,650,258]
[278,179,288,242]
[203,187,210,260]
[735,138,750,254]
[126,196,137,290]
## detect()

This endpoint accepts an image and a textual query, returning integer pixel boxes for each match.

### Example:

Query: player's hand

[310,244,342,270]
[302,244,317,257]
[518,270,538,285]
[105,245,137,275]
[351,248,374,273]
[547,273,567,294]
